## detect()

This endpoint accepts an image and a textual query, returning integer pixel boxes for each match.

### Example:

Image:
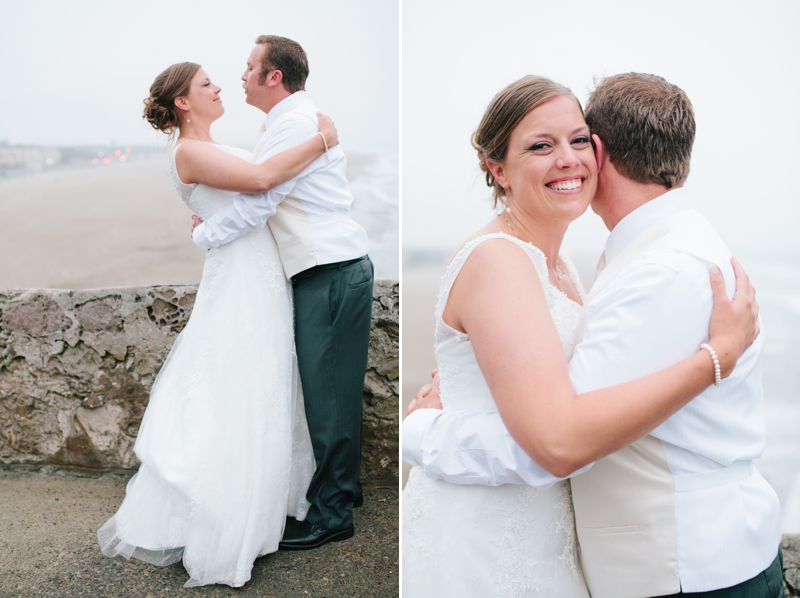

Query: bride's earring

[187,118,191,123]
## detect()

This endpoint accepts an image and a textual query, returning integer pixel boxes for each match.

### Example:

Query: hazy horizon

[0,0,398,152]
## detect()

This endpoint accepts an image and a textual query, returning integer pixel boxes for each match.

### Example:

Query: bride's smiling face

[489,95,597,225]
[180,68,224,123]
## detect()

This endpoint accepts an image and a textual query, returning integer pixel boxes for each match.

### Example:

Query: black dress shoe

[279,520,354,550]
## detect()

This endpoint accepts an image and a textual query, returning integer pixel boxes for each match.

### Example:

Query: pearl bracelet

[700,343,721,386]
[318,131,329,152]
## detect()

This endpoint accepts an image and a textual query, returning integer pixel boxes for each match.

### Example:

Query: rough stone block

[785,534,800,597]
[0,282,398,481]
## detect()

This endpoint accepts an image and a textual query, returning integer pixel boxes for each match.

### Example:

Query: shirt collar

[604,187,691,263]
[260,91,308,135]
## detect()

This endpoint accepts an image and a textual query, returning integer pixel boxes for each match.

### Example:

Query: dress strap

[169,145,198,202]
[434,233,550,322]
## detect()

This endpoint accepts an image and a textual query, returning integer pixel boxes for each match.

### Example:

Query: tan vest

[267,195,316,279]
[571,222,682,598]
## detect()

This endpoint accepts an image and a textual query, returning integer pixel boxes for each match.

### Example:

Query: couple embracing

[98,36,373,588]
[402,74,783,597]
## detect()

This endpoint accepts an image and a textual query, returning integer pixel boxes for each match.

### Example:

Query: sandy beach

[0,160,205,290]
[400,264,446,486]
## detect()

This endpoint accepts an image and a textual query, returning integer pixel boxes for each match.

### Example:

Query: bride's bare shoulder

[447,220,519,264]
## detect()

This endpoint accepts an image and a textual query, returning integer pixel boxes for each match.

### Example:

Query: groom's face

[242,44,270,109]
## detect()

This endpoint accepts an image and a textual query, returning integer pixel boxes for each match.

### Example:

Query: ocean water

[747,256,800,532]
[348,148,399,280]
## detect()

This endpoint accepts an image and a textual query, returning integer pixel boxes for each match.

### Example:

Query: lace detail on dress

[559,255,586,304]
[169,145,198,203]
[489,484,542,597]
[548,254,585,359]
[554,482,581,583]
[402,467,437,552]
[436,361,465,411]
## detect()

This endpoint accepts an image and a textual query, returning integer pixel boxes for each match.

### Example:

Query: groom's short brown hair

[255,35,309,93]
[585,73,695,188]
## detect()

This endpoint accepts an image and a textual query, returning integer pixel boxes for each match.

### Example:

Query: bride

[402,76,760,596]
[97,62,336,588]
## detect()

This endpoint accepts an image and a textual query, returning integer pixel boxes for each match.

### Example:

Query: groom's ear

[267,69,284,88]
[592,134,605,172]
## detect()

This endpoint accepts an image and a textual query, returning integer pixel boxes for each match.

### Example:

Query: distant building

[0,145,61,170]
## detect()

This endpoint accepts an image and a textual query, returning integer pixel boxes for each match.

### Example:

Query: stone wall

[786,534,800,597]
[0,281,398,481]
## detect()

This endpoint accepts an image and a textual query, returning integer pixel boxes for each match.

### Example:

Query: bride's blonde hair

[143,62,201,140]
[472,76,581,208]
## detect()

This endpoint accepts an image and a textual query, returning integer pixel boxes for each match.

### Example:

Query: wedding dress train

[402,233,591,597]
[98,144,315,587]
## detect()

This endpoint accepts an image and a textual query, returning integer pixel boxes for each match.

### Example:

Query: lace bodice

[435,233,585,413]
[170,144,254,220]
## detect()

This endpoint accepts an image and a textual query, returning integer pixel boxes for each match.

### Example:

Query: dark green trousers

[662,549,784,597]
[292,256,373,530]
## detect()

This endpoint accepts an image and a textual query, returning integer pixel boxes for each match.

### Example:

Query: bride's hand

[316,112,339,149]
[406,370,442,415]
[706,257,759,378]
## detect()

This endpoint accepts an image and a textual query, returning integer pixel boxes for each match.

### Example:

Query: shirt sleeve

[402,408,588,489]
[192,113,320,250]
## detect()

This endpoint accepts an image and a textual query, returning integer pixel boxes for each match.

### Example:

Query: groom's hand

[406,369,442,415]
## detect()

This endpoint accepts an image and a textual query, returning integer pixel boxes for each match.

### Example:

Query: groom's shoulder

[283,95,318,120]
[272,108,318,135]
[662,209,733,264]
[277,104,317,124]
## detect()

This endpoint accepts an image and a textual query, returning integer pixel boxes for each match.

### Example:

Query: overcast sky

[0,0,398,151]
[402,0,800,260]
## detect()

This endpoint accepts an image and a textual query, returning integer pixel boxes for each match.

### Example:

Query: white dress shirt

[403,188,781,592]
[192,91,369,270]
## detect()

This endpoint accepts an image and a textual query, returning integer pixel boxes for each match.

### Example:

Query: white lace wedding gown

[98,144,315,588]
[402,233,591,597]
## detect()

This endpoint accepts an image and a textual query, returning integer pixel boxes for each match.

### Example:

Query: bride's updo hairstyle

[143,62,201,138]
[472,75,580,208]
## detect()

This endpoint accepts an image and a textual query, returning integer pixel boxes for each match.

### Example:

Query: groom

[192,35,373,549]
[403,73,783,597]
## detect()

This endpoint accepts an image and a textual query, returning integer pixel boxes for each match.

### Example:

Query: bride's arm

[444,239,757,478]
[175,113,338,193]
[191,113,338,250]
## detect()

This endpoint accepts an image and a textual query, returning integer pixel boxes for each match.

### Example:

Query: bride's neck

[501,207,567,266]
[179,120,214,142]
